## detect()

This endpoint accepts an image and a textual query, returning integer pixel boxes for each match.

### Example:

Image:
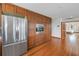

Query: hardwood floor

[24,36,79,56]
[24,35,79,56]
[24,37,68,56]
[65,33,79,56]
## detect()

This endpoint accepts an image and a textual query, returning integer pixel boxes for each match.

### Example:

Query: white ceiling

[14,3,79,19]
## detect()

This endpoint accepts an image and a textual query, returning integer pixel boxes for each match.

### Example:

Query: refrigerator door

[20,18,26,41]
[15,17,20,42]
[18,18,23,41]
[24,19,27,41]
[2,15,14,45]
[17,18,27,41]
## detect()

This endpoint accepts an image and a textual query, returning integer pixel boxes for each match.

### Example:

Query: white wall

[51,17,79,38]
[51,18,62,38]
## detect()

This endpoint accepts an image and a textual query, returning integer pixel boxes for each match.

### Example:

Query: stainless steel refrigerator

[2,15,28,56]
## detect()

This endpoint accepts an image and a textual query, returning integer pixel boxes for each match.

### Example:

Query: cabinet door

[0,4,2,27]
[0,4,1,11]
[2,4,16,14]
[16,6,25,16]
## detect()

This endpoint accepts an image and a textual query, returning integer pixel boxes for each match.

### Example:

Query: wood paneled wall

[0,3,51,50]
[26,10,51,49]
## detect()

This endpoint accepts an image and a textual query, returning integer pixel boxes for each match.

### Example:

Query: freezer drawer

[2,44,14,56]
[14,41,27,56]
[2,41,27,56]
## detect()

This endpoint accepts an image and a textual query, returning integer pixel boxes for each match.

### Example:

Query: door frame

[61,20,79,41]
[61,20,79,47]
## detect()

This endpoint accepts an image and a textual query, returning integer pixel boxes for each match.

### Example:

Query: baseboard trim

[51,36,61,39]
